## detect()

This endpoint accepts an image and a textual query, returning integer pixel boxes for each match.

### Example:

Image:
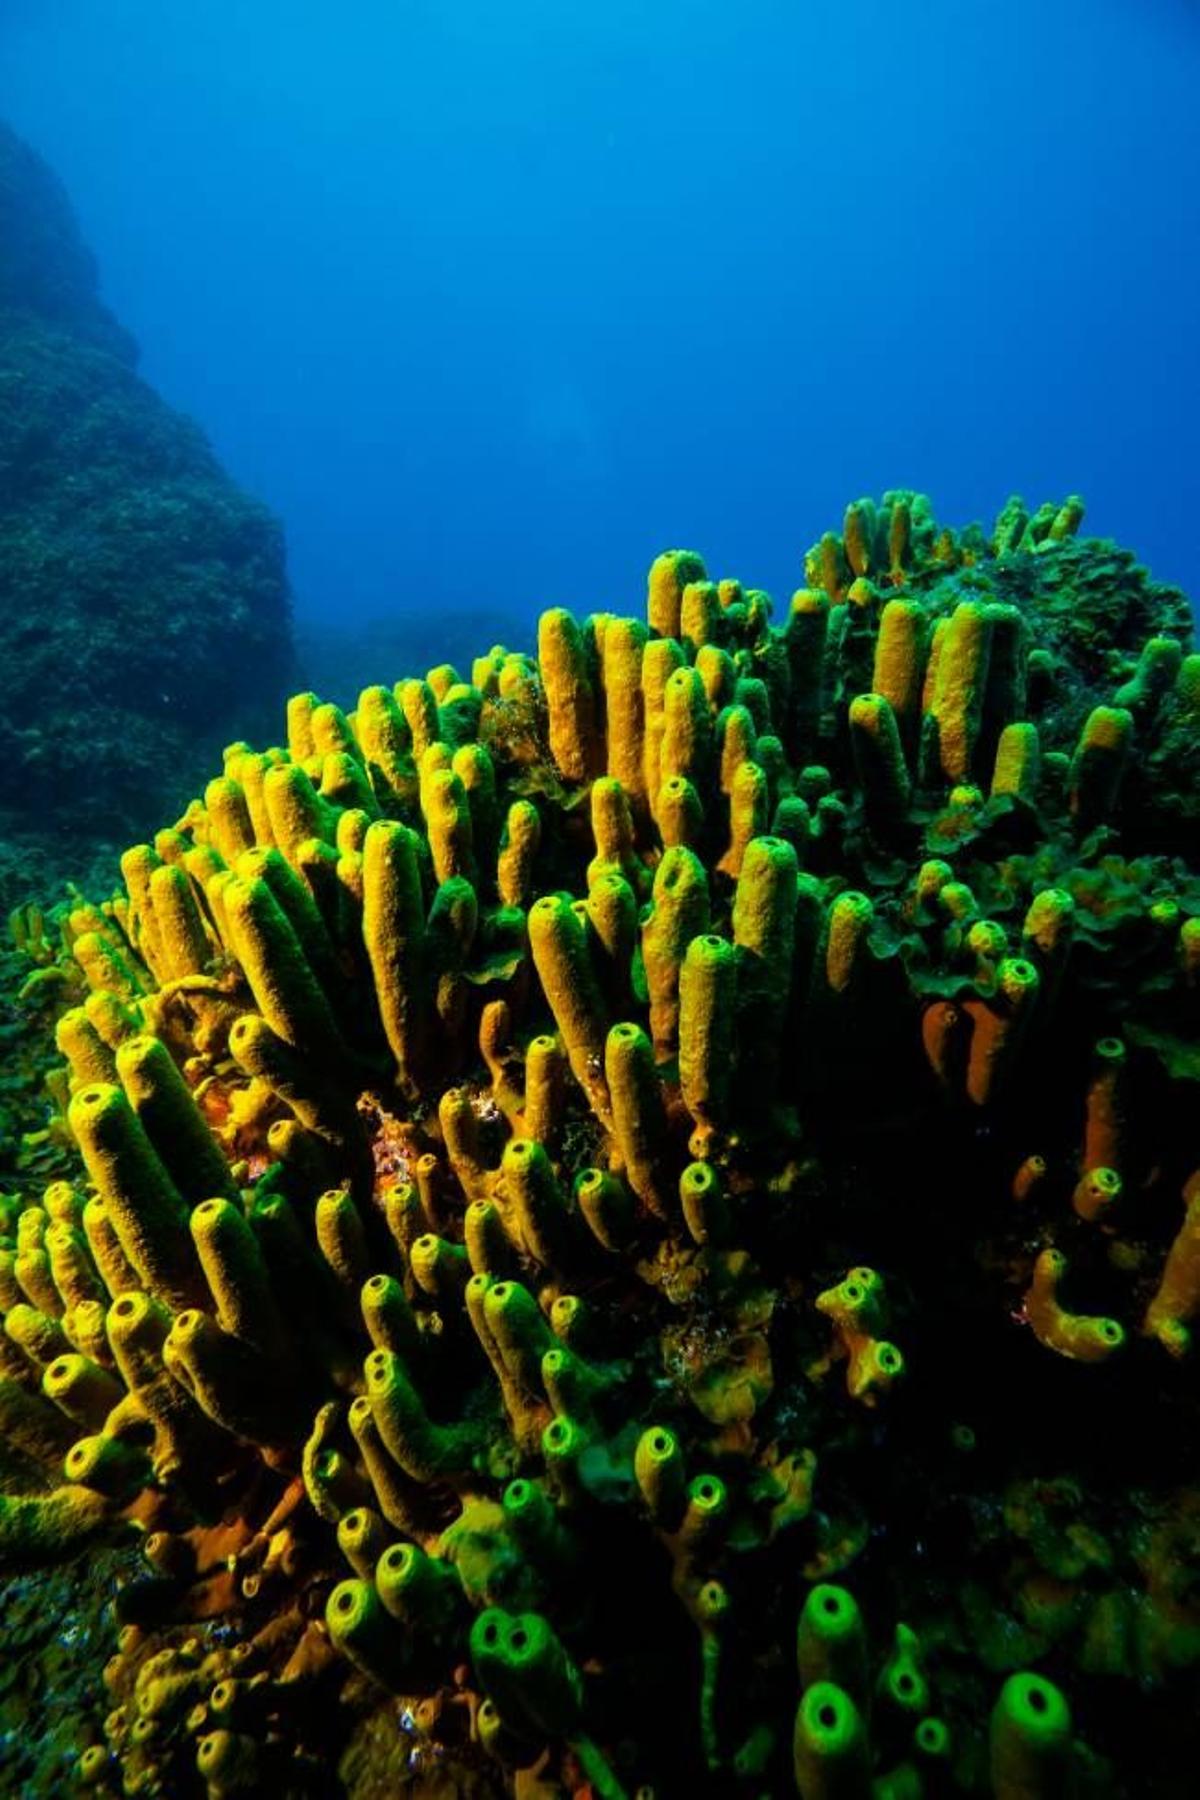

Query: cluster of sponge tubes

[1,492,1198,1795]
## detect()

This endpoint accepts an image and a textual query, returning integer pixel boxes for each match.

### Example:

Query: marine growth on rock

[1,491,1198,1798]
[0,121,294,878]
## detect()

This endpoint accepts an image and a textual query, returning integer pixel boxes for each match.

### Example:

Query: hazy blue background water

[4,0,1198,666]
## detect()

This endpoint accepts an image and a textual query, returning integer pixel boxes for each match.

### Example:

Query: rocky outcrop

[0,121,294,874]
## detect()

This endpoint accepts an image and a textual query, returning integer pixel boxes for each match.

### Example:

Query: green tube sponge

[476,1696,538,1771]
[314,1188,370,1296]
[221,874,347,1065]
[718,703,758,794]
[849,693,911,838]
[203,776,256,863]
[5,1300,69,1369]
[521,1036,568,1144]
[376,1539,465,1638]
[470,1607,584,1740]
[693,1576,731,1771]
[321,753,375,823]
[657,772,705,850]
[302,1401,370,1522]
[913,1715,952,1778]
[585,873,638,1013]
[336,1505,390,1581]
[601,616,649,811]
[634,1423,687,1528]
[502,1475,573,1572]
[364,1346,480,1483]
[989,1672,1073,1800]
[843,500,877,579]
[325,1578,409,1691]
[354,683,412,804]
[539,608,600,783]
[0,1376,75,1470]
[1067,705,1133,827]
[229,1017,352,1165]
[675,1471,728,1559]
[661,666,715,793]
[792,1681,870,1800]
[496,798,541,907]
[991,721,1041,801]
[234,845,342,1001]
[1071,1167,1122,1226]
[361,820,428,1094]
[1143,1176,1200,1356]
[786,588,830,758]
[45,1221,106,1312]
[67,1085,202,1311]
[797,1585,868,1703]
[1082,1034,1127,1176]
[681,579,722,653]
[573,1167,636,1253]
[641,636,686,816]
[605,1022,672,1219]
[541,1343,611,1425]
[876,1623,929,1716]
[347,1394,423,1533]
[929,600,993,783]
[62,1431,153,1501]
[1113,635,1182,717]
[641,848,710,1061]
[732,837,799,1060]
[163,1309,302,1449]
[528,893,612,1129]
[964,958,1040,1107]
[482,1278,555,1398]
[360,1272,423,1362]
[55,1008,118,1090]
[262,762,336,863]
[823,891,874,997]
[464,1199,521,1279]
[41,1352,122,1432]
[648,548,707,640]
[104,1291,222,1482]
[718,760,769,878]
[190,1197,287,1360]
[1023,1250,1125,1363]
[679,1160,730,1246]
[422,767,476,888]
[678,932,736,1136]
[409,1233,470,1307]
[502,1138,576,1271]
[465,1272,533,1433]
[397,677,440,759]
[71,930,146,1005]
[588,776,640,890]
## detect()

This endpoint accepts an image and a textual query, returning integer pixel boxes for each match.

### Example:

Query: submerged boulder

[0,121,293,887]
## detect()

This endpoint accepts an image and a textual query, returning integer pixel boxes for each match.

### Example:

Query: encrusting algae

[1,490,1199,1796]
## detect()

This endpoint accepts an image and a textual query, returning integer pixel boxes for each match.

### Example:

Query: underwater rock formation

[2,492,1198,1796]
[0,122,293,872]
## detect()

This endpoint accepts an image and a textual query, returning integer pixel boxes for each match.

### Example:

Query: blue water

[4,0,1199,646]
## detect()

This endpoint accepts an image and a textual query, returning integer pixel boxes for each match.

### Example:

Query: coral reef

[0,121,294,875]
[2,492,1198,1797]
